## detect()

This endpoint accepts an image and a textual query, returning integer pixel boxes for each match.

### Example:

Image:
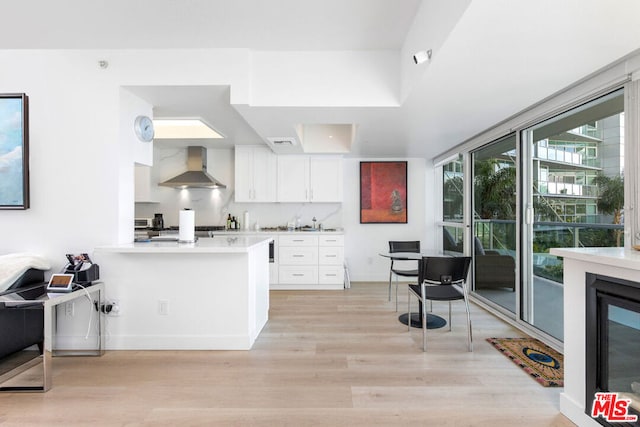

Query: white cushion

[0,253,51,292]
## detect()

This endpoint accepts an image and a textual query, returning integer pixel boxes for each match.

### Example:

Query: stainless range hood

[158,146,226,189]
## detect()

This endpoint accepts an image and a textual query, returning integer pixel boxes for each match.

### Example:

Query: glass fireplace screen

[586,273,640,426]
[604,300,640,413]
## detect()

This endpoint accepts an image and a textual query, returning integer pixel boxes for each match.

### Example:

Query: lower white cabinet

[319,266,344,284]
[318,235,344,285]
[273,233,344,290]
[279,266,319,284]
[280,246,318,265]
[269,236,279,285]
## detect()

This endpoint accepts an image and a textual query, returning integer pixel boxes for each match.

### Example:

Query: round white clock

[134,115,154,142]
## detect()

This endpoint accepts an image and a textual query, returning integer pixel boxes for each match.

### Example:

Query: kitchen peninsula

[93,236,271,350]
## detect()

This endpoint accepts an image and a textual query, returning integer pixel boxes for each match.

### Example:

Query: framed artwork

[0,93,29,209]
[360,161,407,223]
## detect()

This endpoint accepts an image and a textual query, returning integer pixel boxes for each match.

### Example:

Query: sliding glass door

[439,83,630,345]
[471,134,517,314]
[521,89,625,340]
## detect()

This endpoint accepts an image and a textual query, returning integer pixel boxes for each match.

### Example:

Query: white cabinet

[278,235,319,285]
[134,165,157,203]
[309,157,343,202]
[274,233,344,290]
[276,156,342,202]
[269,236,279,285]
[276,156,309,202]
[318,235,344,285]
[235,145,277,202]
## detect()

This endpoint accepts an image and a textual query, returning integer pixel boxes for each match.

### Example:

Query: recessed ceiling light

[153,119,224,139]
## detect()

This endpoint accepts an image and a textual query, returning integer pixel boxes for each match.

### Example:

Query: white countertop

[204,230,343,235]
[550,247,640,271]
[95,236,272,254]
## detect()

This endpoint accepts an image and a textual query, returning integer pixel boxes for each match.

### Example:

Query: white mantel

[550,247,640,427]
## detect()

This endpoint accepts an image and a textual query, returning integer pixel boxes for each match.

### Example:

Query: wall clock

[134,115,154,142]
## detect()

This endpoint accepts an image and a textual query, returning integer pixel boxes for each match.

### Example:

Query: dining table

[378,251,449,329]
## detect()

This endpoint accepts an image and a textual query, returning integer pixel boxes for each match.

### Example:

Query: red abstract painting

[360,161,407,223]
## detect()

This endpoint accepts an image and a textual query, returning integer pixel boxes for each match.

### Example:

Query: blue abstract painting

[0,94,28,208]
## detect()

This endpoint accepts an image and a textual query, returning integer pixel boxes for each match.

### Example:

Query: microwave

[135,218,153,229]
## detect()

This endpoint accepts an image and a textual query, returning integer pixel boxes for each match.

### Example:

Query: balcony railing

[473,219,623,283]
[536,142,601,166]
[536,182,599,197]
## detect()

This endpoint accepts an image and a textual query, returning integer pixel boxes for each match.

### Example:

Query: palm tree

[473,159,517,252]
[474,159,516,220]
[443,174,463,220]
[593,174,624,246]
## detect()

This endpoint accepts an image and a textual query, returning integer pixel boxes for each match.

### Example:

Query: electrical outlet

[158,300,169,315]
[108,300,120,316]
[65,302,74,317]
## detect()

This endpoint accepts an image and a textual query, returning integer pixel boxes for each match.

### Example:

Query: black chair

[388,241,420,311]
[0,268,47,360]
[473,237,516,291]
[407,256,472,352]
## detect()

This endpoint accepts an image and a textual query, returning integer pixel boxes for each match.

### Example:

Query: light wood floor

[0,282,575,426]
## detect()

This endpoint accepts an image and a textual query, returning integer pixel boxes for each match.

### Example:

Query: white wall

[343,157,430,282]
[400,0,471,101]
[251,51,400,106]
[118,88,154,244]
[0,51,122,265]
[0,49,251,271]
[0,48,429,280]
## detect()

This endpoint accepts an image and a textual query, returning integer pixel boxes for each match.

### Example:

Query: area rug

[487,337,564,387]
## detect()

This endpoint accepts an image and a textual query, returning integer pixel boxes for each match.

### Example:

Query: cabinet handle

[325,239,337,242]
[293,274,304,277]
[325,274,337,276]
[293,254,304,257]
[310,189,314,200]
[292,239,304,242]
[325,255,337,257]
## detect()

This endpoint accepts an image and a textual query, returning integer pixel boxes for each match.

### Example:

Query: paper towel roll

[243,211,249,230]
[179,209,195,242]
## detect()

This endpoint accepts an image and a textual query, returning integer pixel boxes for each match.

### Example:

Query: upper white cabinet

[134,165,157,203]
[309,157,343,202]
[276,156,309,202]
[277,156,342,203]
[235,145,277,202]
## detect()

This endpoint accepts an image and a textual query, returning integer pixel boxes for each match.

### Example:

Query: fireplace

[586,273,640,427]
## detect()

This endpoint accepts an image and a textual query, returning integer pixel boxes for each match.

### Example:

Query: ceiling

[6,0,640,160]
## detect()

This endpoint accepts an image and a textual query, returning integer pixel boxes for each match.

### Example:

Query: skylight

[153,119,224,139]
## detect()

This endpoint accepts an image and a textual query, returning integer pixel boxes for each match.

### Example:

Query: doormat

[487,337,564,387]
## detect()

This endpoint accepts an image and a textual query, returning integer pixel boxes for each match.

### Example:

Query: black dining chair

[407,256,472,352]
[388,241,420,311]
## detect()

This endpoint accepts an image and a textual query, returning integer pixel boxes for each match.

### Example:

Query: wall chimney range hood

[158,146,226,189]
